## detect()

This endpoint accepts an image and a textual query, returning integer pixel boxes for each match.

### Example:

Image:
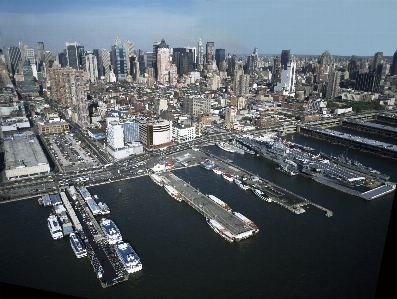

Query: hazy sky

[1,0,396,57]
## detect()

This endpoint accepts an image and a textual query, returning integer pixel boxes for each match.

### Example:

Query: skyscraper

[215,49,225,70]
[173,48,194,75]
[371,52,383,73]
[390,50,397,76]
[123,40,135,75]
[6,46,21,75]
[197,39,203,66]
[82,51,98,83]
[75,70,89,128]
[274,59,296,95]
[233,62,250,96]
[101,49,111,79]
[281,50,290,70]
[156,39,170,83]
[326,70,341,99]
[66,42,79,69]
[37,42,44,64]
[111,40,127,82]
[206,42,214,63]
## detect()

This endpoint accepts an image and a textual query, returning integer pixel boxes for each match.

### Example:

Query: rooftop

[4,137,49,169]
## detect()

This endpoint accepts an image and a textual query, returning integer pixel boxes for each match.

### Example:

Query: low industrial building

[37,121,70,134]
[4,134,50,180]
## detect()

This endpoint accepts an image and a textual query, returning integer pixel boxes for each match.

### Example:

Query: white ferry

[99,218,122,244]
[98,202,110,214]
[208,195,232,212]
[115,242,143,274]
[164,184,183,202]
[232,212,259,232]
[216,142,235,153]
[212,167,223,175]
[234,179,250,190]
[47,214,63,240]
[149,174,165,186]
[206,218,234,243]
[252,189,272,203]
[222,172,234,182]
[69,232,87,258]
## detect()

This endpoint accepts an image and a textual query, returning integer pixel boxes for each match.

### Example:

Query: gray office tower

[215,49,225,69]
[93,49,102,78]
[66,42,79,69]
[390,50,397,76]
[371,52,383,73]
[173,48,194,75]
[111,43,127,81]
[6,46,21,75]
[281,50,290,70]
[122,122,140,143]
[206,42,215,63]
[37,42,44,64]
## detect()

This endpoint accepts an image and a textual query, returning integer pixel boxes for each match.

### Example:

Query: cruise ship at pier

[232,212,259,232]
[208,195,232,212]
[99,218,122,244]
[164,184,183,202]
[69,232,87,258]
[115,242,142,274]
[149,173,165,186]
[206,218,234,243]
[47,214,63,240]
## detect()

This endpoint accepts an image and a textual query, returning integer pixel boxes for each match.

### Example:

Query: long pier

[159,172,256,241]
[375,113,397,125]
[298,125,397,160]
[342,118,397,138]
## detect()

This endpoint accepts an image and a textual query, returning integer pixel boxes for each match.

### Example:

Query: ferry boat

[252,188,272,203]
[47,214,63,240]
[234,179,250,190]
[216,142,235,153]
[232,211,259,232]
[222,172,234,182]
[99,218,122,244]
[98,202,110,214]
[149,173,165,186]
[208,194,232,212]
[206,218,234,243]
[69,232,87,258]
[115,242,143,274]
[164,184,183,202]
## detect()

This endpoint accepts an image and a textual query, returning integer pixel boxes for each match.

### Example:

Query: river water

[0,130,395,299]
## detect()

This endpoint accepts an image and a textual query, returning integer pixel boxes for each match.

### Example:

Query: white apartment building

[107,121,124,150]
[172,123,195,143]
[274,60,296,96]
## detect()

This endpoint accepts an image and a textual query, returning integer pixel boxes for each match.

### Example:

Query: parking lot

[45,132,100,172]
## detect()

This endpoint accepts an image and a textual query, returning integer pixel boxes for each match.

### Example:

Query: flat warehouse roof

[4,138,49,169]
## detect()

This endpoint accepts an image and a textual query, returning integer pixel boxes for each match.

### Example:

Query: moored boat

[212,167,223,175]
[164,184,183,202]
[115,241,142,274]
[206,218,234,243]
[234,178,250,190]
[208,194,232,212]
[216,142,235,153]
[149,173,165,186]
[222,172,234,182]
[69,232,87,258]
[232,211,259,232]
[252,188,272,203]
[47,214,63,240]
[98,202,110,214]
[99,218,122,244]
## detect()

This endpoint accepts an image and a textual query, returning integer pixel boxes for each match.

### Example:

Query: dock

[359,183,396,200]
[342,118,397,138]
[160,172,257,241]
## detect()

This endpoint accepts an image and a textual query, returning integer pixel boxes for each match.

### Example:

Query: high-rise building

[197,39,203,66]
[206,42,214,63]
[371,52,383,73]
[227,55,238,77]
[319,50,332,67]
[156,39,170,83]
[154,98,168,115]
[111,40,127,82]
[6,46,21,75]
[272,56,281,76]
[93,49,102,78]
[173,48,194,75]
[326,70,341,99]
[37,42,44,64]
[107,121,125,150]
[75,70,89,128]
[183,96,211,116]
[390,50,397,76]
[281,50,290,70]
[21,60,38,94]
[233,63,250,96]
[138,119,172,149]
[123,40,135,75]
[101,49,111,79]
[225,106,237,128]
[355,73,380,93]
[57,52,68,68]
[82,51,98,83]
[215,49,225,70]
[274,60,296,95]
[66,42,79,69]
[121,121,140,143]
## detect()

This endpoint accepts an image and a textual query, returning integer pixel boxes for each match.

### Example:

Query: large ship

[69,232,87,258]
[149,173,165,186]
[164,184,183,202]
[206,218,234,243]
[47,214,63,240]
[216,142,235,153]
[98,202,110,214]
[99,218,122,244]
[115,242,143,274]
[232,211,259,232]
[252,188,272,203]
[208,194,232,212]
[222,172,234,182]
[234,178,250,190]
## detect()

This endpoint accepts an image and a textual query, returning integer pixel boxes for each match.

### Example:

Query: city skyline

[1,0,396,56]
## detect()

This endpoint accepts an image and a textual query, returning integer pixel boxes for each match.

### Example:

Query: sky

[0,0,396,57]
